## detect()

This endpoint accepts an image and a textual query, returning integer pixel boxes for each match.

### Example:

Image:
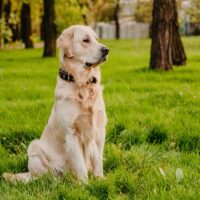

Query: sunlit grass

[0,37,200,199]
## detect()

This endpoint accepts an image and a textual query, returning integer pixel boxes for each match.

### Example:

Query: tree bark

[0,0,3,48]
[150,0,173,70]
[43,0,56,57]
[20,2,33,48]
[114,0,120,39]
[172,1,187,66]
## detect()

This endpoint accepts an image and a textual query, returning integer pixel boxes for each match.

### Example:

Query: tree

[1,0,22,45]
[43,0,56,57]
[172,1,186,65]
[150,0,186,70]
[0,0,2,20]
[77,0,88,25]
[134,0,152,23]
[114,0,120,39]
[20,1,33,48]
[150,0,173,70]
[3,0,11,43]
[55,0,83,33]
[77,0,116,28]
[0,0,3,48]
[186,0,200,22]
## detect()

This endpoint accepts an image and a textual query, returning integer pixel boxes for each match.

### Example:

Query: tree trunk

[43,0,56,57]
[10,20,20,42]
[3,0,11,44]
[3,0,10,26]
[20,2,33,48]
[3,0,20,43]
[150,0,173,70]
[114,0,120,39]
[0,0,2,20]
[0,0,3,49]
[172,1,187,66]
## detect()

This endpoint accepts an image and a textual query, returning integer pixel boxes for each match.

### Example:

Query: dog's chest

[55,82,105,143]
[75,85,98,111]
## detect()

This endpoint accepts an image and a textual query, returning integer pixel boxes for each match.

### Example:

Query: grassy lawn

[0,37,200,199]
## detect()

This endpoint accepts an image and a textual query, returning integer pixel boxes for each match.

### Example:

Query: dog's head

[57,25,109,70]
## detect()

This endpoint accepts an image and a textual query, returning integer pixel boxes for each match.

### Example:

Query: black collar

[59,68,97,84]
[59,68,75,82]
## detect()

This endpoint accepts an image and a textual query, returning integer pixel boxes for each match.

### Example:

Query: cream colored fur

[3,25,108,183]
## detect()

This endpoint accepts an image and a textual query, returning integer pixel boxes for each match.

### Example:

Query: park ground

[0,37,200,200]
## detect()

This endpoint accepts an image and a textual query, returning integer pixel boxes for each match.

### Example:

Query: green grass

[0,37,200,199]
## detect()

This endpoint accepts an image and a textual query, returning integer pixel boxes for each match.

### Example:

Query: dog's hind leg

[27,140,50,175]
[3,140,58,183]
[3,140,48,184]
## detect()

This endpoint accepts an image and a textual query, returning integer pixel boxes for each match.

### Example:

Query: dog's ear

[57,29,74,58]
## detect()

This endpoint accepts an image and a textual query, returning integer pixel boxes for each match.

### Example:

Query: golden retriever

[3,25,109,182]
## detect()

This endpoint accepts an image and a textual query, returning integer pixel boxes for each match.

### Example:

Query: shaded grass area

[0,37,200,199]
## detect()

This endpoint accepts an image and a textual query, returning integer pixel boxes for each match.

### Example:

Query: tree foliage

[84,0,116,25]
[186,0,200,22]
[56,0,83,33]
[0,0,118,48]
[134,0,152,23]
[55,0,116,33]
[29,0,42,41]
[134,0,182,23]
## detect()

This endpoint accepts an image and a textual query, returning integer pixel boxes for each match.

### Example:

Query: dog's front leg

[91,141,104,178]
[91,127,106,178]
[91,110,106,178]
[65,134,88,181]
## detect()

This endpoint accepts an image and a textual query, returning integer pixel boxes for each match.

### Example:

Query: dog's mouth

[85,56,107,69]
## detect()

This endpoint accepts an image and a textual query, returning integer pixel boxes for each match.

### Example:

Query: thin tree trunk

[114,0,120,39]
[0,0,2,20]
[10,20,20,42]
[20,2,33,48]
[43,0,56,57]
[40,15,44,41]
[150,0,173,70]
[3,0,11,44]
[172,1,187,66]
[0,0,3,49]
[3,0,20,43]
[3,0,10,26]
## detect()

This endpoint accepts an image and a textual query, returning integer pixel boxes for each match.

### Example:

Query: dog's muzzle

[101,47,109,58]
[85,47,109,69]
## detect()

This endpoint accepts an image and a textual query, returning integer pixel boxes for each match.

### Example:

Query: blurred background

[0,0,199,50]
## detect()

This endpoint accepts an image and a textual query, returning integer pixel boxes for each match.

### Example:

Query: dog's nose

[101,47,109,55]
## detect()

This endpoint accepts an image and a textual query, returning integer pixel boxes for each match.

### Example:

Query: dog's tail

[3,172,33,184]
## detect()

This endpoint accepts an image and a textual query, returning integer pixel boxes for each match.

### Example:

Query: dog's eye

[83,38,90,43]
